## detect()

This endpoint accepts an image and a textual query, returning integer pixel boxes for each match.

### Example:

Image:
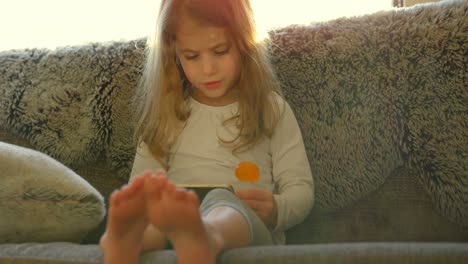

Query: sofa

[0,0,467,263]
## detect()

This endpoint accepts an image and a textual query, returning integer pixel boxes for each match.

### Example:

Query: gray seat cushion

[1,242,467,264]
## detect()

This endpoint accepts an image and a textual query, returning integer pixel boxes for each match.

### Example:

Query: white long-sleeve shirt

[131,94,314,244]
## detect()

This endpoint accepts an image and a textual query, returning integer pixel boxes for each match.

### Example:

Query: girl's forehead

[175,18,229,49]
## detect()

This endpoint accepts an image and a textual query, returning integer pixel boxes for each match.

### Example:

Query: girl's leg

[200,188,274,250]
[99,174,149,264]
[102,172,167,254]
[144,174,217,264]
[202,205,251,255]
[143,175,272,263]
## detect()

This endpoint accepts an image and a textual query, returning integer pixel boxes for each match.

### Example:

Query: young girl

[100,0,314,263]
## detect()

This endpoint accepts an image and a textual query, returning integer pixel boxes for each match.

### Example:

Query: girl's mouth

[204,81,222,89]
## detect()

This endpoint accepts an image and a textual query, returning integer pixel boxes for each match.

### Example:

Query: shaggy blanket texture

[0,0,466,226]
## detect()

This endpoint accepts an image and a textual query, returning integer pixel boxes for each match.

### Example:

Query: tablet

[176,184,235,200]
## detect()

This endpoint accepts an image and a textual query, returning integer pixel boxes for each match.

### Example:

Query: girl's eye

[214,48,229,55]
[185,54,198,60]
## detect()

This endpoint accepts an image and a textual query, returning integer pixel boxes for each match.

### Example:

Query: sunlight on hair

[0,0,391,51]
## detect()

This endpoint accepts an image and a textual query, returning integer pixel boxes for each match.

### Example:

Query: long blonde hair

[134,0,283,169]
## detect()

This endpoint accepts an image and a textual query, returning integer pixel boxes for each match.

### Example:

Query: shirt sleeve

[130,140,166,181]
[271,98,314,232]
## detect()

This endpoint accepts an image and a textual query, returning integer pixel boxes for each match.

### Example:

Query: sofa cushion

[286,167,468,244]
[0,243,102,264]
[0,242,467,264]
[0,142,105,243]
[217,243,468,264]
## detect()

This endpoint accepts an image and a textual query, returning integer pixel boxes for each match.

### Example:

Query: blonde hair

[134,0,283,170]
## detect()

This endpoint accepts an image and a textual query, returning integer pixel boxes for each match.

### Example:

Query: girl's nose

[202,57,217,76]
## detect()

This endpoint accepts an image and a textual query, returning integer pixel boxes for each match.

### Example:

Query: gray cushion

[0,142,105,243]
[286,167,468,244]
[219,243,468,264]
[0,242,467,264]
[0,243,102,264]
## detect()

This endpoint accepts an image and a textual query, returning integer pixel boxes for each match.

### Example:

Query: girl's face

[175,17,241,106]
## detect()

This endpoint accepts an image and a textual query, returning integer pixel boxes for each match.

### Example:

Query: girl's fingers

[236,189,272,201]
[241,198,265,211]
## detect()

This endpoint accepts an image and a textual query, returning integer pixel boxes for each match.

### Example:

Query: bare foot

[144,174,215,264]
[100,173,149,264]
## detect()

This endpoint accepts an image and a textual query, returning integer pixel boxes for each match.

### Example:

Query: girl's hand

[235,189,278,230]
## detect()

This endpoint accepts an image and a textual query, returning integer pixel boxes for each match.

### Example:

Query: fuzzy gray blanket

[0,0,466,226]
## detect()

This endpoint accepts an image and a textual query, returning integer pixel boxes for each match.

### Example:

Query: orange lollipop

[235,162,260,182]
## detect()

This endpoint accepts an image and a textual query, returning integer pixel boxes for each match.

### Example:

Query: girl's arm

[271,99,314,232]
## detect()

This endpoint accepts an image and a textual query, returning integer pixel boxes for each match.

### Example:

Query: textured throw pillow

[0,142,105,243]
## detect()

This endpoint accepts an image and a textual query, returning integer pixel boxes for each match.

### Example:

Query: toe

[110,190,122,207]
[173,188,188,201]
[144,174,168,201]
[186,190,200,206]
